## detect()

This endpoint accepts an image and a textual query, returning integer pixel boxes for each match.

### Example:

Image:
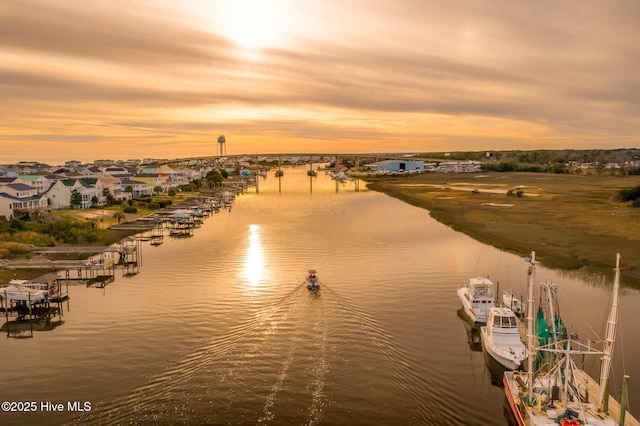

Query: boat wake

[74,282,426,425]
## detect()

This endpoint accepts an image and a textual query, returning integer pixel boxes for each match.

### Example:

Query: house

[0,183,48,219]
[46,178,99,209]
[98,176,125,202]
[120,178,152,197]
[64,160,82,169]
[133,173,171,194]
[15,174,53,194]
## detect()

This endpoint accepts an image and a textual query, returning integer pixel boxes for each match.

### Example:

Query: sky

[1,0,640,164]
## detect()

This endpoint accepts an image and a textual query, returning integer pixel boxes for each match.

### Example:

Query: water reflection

[243,224,265,288]
[458,307,482,352]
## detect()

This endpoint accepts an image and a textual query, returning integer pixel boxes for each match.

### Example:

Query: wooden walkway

[574,369,640,426]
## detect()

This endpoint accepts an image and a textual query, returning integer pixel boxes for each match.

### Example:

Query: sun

[213,0,291,49]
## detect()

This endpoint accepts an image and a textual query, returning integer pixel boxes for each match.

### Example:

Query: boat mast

[597,253,622,412]
[526,251,536,403]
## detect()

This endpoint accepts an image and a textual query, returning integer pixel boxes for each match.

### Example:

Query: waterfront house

[120,178,152,197]
[0,183,48,219]
[133,173,171,194]
[47,178,98,209]
[16,174,53,194]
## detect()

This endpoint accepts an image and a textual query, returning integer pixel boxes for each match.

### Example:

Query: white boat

[502,291,524,317]
[504,252,639,426]
[457,276,495,323]
[305,269,320,290]
[0,282,49,302]
[480,307,527,370]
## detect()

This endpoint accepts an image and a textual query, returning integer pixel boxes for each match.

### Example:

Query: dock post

[619,375,629,426]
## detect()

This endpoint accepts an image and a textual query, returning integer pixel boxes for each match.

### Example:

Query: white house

[0,183,48,219]
[120,178,152,197]
[15,174,52,194]
[47,179,99,209]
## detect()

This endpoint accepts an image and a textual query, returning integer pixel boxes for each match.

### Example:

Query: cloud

[1,0,639,163]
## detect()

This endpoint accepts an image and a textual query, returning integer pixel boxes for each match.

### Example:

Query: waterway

[1,166,639,425]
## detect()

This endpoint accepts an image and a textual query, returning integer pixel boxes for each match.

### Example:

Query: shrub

[123,206,138,213]
[616,186,640,202]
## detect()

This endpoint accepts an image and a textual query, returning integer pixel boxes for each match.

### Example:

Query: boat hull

[503,372,526,426]
[457,287,491,323]
[480,326,524,371]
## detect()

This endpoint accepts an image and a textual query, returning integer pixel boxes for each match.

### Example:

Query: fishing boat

[305,270,320,290]
[503,291,524,317]
[503,252,638,426]
[480,307,527,370]
[457,276,495,323]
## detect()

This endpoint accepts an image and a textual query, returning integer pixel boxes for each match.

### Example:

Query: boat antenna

[525,251,536,404]
[597,253,622,412]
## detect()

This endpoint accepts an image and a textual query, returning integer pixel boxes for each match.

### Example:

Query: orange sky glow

[1,0,639,164]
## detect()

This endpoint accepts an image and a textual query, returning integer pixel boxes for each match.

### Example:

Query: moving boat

[305,270,320,290]
[457,276,495,323]
[503,252,638,426]
[480,307,527,370]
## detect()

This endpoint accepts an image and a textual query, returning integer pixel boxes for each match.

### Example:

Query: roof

[17,174,46,182]
[0,192,46,202]
[4,183,37,191]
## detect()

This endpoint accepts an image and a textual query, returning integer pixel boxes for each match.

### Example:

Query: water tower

[217,135,227,157]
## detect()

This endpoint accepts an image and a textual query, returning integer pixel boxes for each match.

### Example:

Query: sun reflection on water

[243,224,265,288]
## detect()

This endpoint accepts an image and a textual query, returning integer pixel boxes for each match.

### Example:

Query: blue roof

[0,192,46,202]
[5,183,36,191]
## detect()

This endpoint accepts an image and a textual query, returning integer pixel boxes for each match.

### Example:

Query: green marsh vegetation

[367,172,640,287]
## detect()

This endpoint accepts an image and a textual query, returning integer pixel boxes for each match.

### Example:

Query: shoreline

[365,172,640,288]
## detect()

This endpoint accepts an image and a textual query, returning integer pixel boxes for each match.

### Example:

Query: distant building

[366,160,424,173]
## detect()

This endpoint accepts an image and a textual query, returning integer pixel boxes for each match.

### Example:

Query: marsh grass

[367,172,640,287]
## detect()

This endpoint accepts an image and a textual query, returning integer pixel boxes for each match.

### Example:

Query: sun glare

[214,0,291,49]
[243,224,265,287]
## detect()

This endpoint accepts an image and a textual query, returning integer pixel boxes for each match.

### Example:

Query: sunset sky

[2,0,639,164]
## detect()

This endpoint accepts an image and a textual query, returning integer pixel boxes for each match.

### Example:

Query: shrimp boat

[457,276,495,323]
[305,270,320,290]
[503,252,638,426]
[480,307,527,370]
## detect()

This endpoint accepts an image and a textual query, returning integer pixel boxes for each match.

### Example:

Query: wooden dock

[574,369,640,426]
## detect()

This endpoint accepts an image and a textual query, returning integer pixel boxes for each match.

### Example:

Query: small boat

[0,285,48,302]
[305,269,320,290]
[275,170,284,177]
[504,252,639,426]
[307,169,317,177]
[502,291,524,317]
[457,276,495,323]
[480,307,527,370]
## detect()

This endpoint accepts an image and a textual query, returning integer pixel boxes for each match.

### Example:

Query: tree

[102,188,115,206]
[70,189,82,209]
[113,211,126,224]
[153,185,163,196]
[205,170,223,188]
[91,195,99,207]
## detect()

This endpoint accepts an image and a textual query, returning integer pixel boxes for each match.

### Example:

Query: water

[2,167,639,425]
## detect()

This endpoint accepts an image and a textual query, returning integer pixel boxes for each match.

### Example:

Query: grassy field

[366,172,640,288]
